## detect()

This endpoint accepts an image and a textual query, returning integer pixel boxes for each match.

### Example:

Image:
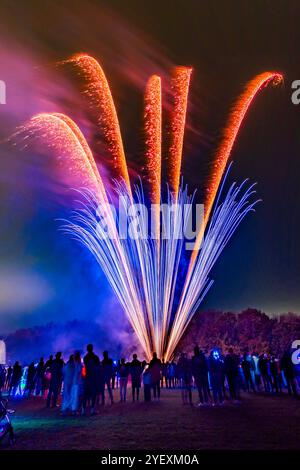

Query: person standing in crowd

[111,361,117,390]
[130,354,142,402]
[224,348,241,402]
[149,352,162,401]
[161,359,168,388]
[71,351,83,414]
[280,350,297,397]
[258,354,272,392]
[208,350,224,406]
[192,346,210,406]
[9,361,22,397]
[45,354,53,371]
[252,353,261,390]
[61,355,75,415]
[116,360,121,389]
[270,355,282,394]
[34,357,45,396]
[177,353,193,405]
[44,354,54,397]
[118,358,129,402]
[294,353,300,389]
[96,358,105,407]
[46,352,64,408]
[143,365,152,402]
[102,351,114,405]
[25,362,36,397]
[83,344,100,415]
[241,353,255,392]
[167,361,176,389]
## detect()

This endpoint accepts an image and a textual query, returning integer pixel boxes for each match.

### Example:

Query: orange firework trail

[189,71,283,266]
[144,75,162,237]
[169,71,283,360]
[62,54,131,193]
[165,67,192,197]
[19,113,106,201]
[50,113,103,189]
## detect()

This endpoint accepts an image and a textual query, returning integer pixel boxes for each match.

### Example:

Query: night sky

[0,0,300,335]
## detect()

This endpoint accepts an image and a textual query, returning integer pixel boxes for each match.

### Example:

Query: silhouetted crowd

[0,345,299,415]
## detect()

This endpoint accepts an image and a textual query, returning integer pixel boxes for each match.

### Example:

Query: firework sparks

[18,113,106,200]
[61,54,131,193]
[144,75,162,238]
[64,177,257,361]
[165,173,259,359]
[50,113,102,188]
[189,72,283,265]
[165,67,192,197]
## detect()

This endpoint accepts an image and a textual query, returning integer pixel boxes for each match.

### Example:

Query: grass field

[2,388,300,450]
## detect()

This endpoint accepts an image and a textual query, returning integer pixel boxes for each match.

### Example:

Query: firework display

[19,56,282,361]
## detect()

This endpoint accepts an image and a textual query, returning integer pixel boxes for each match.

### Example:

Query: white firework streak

[61,172,259,361]
[165,176,259,360]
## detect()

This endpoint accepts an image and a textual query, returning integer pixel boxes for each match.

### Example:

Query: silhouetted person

[71,351,83,414]
[95,356,105,407]
[44,354,54,396]
[25,362,36,397]
[177,353,193,405]
[270,355,282,393]
[116,360,122,389]
[280,351,297,397]
[111,361,117,390]
[192,346,210,405]
[161,359,168,388]
[35,357,45,396]
[61,355,75,414]
[46,352,64,408]
[224,348,240,401]
[167,361,176,388]
[241,353,255,392]
[45,354,53,370]
[118,358,129,402]
[83,344,100,415]
[9,361,22,396]
[258,354,272,392]
[102,351,114,404]
[143,366,151,402]
[130,354,142,401]
[208,350,224,405]
[149,352,162,400]
[252,353,261,390]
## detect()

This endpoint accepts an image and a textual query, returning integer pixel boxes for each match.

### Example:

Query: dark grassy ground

[2,389,300,450]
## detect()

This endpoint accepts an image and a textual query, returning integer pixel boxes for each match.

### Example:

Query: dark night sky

[0,0,300,335]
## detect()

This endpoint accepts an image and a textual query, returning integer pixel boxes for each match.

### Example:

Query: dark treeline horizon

[2,308,300,365]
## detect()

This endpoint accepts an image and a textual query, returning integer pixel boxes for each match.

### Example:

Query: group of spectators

[0,345,299,415]
[175,347,299,406]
